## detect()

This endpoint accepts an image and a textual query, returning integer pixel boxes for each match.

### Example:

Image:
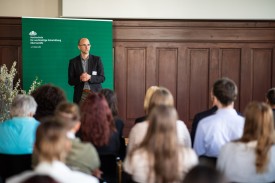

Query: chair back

[0,154,32,183]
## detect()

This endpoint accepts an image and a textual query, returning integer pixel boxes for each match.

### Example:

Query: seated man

[193,77,244,160]
[0,94,39,154]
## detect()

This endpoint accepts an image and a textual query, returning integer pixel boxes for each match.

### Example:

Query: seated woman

[79,93,120,182]
[135,86,159,123]
[100,89,126,160]
[217,102,275,183]
[7,117,98,183]
[124,105,198,183]
[127,87,191,152]
[0,94,39,155]
[54,102,101,176]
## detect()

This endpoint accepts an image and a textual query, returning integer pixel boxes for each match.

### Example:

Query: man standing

[68,38,105,104]
[193,77,244,162]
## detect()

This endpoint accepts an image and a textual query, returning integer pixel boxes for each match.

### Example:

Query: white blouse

[217,141,275,183]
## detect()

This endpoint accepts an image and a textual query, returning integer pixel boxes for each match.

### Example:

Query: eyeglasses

[79,44,91,47]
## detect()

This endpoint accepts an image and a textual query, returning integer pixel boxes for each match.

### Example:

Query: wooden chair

[0,153,32,183]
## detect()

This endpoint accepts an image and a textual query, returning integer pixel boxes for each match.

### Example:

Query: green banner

[22,17,113,101]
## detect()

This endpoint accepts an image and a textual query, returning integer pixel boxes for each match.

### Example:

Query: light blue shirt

[0,117,40,154]
[193,108,244,157]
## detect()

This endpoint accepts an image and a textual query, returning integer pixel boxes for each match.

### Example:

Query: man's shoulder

[69,55,81,62]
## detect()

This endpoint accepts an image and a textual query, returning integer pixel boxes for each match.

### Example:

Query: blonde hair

[239,102,275,173]
[147,87,174,115]
[130,105,182,183]
[35,117,70,163]
[55,102,81,130]
[144,86,159,114]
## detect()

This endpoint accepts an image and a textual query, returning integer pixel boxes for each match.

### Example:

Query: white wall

[0,0,61,17]
[62,0,275,20]
[0,0,274,20]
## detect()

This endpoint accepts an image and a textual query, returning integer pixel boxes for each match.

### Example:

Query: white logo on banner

[29,31,62,49]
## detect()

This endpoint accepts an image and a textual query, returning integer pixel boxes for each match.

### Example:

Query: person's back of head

[240,101,275,173]
[100,88,119,117]
[144,86,159,114]
[31,84,67,120]
[212,77,237,107]
[266,88,275,108]
[147,87,174,115]
[54,102,81,131]
[21,175,59,183]
[80,92,114,147]
[138,105,181,183]
[10,94,37,118]
[35,117,70,163]
[183,165,227,183]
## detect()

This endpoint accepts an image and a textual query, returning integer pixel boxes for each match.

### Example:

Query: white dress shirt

[193,108,244,157]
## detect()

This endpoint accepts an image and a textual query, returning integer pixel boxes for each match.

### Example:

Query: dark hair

[266,88,275,105]
[213,77,237,106]
[100,89,119,117]
[31,84,67,121]
[22,175,59,183]
[183,165,227,183]
[80,93,115,147]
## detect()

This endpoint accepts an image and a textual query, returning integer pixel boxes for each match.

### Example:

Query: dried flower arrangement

[0,61,42,122]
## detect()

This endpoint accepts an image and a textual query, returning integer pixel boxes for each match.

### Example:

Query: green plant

[0,61,42,122]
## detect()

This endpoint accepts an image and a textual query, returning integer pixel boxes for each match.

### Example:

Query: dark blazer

[191,106,218,147]
[68,54,105,103]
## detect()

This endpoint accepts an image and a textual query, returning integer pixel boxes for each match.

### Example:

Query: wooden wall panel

[157,48,178,100]
[126,48,146,120]
[188,49,210,125]
[251,48,273,101]
[220,48,241,111]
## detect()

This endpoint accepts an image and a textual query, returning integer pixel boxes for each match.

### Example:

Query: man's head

[78,38,91,55]
[212,77,238,107]
[266,88,275,108]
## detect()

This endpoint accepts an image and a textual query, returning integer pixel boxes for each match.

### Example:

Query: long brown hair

[238,102,275,173]
[80,93,115,147]
[130,105,182,183]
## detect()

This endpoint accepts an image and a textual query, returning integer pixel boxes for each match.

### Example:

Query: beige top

[124,147,198,183]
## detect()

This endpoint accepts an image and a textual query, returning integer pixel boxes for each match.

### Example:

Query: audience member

[124,105,198,183]
[21,175,58,183]
[7,117,98,183]
[80,93,120,182]
[55,102,101,176]
[266,87,275,124]
[127,87,191,152]
[0,94,39,154]
[190,91,218,146]
[80,92,120,155]
[193,77,244,164]
[135,86,159,123]
[100,88,126,160]
[217,102,275,183]
[31,84,66,121]
[182,165,228,183]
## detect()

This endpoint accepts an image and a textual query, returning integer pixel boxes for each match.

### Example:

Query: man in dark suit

[68,38,105,104]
